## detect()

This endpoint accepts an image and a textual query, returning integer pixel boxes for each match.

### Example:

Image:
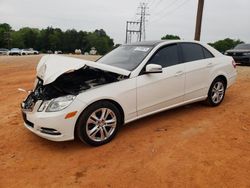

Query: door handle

[207,63,213,67]
[175,71,184,76]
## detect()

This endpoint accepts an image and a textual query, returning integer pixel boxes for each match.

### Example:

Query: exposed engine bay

[22,66,128,110]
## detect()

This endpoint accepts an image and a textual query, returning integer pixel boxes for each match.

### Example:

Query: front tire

[206,78,226,106]
[76,101,122,146]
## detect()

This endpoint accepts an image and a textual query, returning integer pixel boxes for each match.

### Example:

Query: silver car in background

[0,48,9,55]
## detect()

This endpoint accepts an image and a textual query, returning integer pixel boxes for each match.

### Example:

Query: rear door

[136,44,185,116]
[180,43,215,101]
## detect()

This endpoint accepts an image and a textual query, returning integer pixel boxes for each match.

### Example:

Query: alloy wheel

[211,81,225,104]
[86,108,117,142]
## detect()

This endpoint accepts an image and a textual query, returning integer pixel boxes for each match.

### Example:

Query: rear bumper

[0,52,8,55]
[227,71,237,88]
[9,52,21,55]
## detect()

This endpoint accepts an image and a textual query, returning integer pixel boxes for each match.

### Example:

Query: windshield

[234,44,250,50]
[97,45,153,71]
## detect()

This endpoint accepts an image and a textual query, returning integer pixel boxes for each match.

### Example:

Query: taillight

[232,60,237,68]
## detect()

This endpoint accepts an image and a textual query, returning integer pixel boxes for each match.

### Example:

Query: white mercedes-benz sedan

[21,40,237,146]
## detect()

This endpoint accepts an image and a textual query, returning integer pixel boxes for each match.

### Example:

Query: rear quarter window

[202,47,214,59]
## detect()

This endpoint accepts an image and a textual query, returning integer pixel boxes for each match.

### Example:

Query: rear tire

[206,78,226,106]
[76,101,122,146]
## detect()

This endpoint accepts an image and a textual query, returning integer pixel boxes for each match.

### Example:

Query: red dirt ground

[0,55,250,187]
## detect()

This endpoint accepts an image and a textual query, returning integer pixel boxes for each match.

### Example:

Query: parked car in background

[89,47,97,55]
[55,50,62,54]
[21,48,39,55]
[75,49,82,55]
[0,48,9,55]
[21,40,237,146]
[8,48,21,55]
[225,44,250,65]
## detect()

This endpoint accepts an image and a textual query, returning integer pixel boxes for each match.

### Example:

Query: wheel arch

[206,74,228,96]
[215,75,228,88]
[74,99,125,138]
[206,74,228,106]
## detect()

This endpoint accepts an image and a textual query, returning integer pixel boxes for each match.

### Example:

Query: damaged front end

[20,55,131,141]
[21,66,128,112]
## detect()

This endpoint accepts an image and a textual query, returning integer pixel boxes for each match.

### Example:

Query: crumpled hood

[37,55,131,85]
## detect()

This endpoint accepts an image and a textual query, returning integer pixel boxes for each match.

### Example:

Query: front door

[136,44,185,116]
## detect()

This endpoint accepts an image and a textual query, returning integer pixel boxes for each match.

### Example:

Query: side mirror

[145,64,162,74]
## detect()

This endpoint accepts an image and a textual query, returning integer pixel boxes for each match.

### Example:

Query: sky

[0,0,249,44]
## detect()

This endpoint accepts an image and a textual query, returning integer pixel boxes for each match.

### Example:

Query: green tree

[20,27,39,48]
[76,31,88,52]
[48,28,63,51]
[11,31,24,48]
[0,23,12,48]
[86,30,114,55]
[1,23,114,54]
[209,38,244,53]
[161,34,180,40]
[63,29,79,52]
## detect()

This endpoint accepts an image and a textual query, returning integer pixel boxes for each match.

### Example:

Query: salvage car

[21,40,237,146]
[21,48,39,55]
[0,48,9,55]
[225,44,250,65]
[9,48,21,55]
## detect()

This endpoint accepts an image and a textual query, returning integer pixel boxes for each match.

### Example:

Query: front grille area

[22,112,34,128]
[21,78,44,111]
[22,92,36,111]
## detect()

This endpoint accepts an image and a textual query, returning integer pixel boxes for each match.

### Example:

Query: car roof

[123,40,222,57]
[124,40,205,47]
[235,43,250,48]
[125,40,164,47]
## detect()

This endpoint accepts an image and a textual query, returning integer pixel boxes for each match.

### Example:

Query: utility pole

[125,21,141,44]
[137,2,149,42]
[138,3,144,42]
[194,0,204,41]
[125,2,149,44]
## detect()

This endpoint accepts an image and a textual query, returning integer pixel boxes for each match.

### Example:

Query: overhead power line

[149,0,191,23]
[149,0,164,12]
[150,0,181,18]
[147,0,160,8]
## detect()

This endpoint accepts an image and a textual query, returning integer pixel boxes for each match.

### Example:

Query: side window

[202,47,214,59]
[181,43,204,62]
[148,44,179,68]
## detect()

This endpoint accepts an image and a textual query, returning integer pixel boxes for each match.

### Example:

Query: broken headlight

[37,100,50,112]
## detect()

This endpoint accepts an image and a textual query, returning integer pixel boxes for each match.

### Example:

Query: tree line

[0,23,114,55]
[0,23,246,55]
